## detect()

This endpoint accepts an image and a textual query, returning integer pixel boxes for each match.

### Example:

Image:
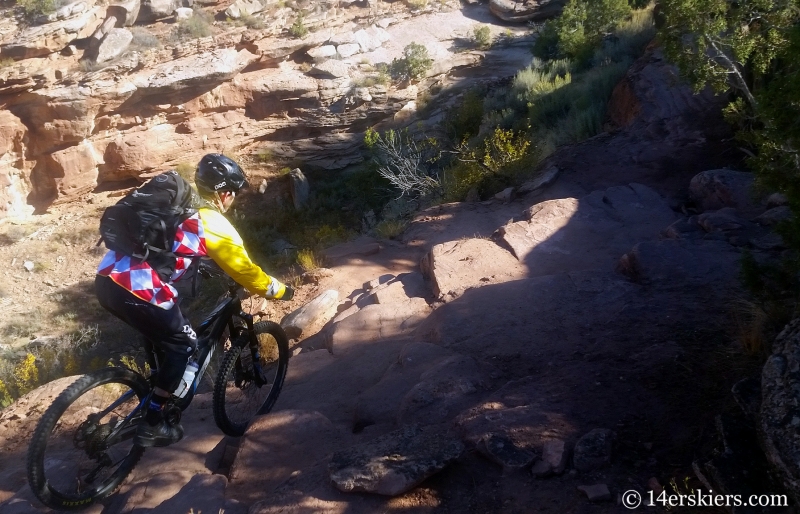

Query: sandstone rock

[310,59,350,79]
[138,0,181,21]
[1,6,104,59]
[288,168,309,209]
[280,289,339,339]
[325,298,431,356]
[754,206,791,226]
[494,187,514,202]
[577,484,612,502]
[573,428,614,472]
[353,342,455,426]
[767,193,789,207]
[477,433,536,473]
[46,140,104,198]
[107,0,141,26]
[489,0,566,22]
[353,27,383,53]
[689,169,757,214]
[540,438,567,475]
[307,44,337,60]
[227,410,346,504]
[329,425,464,495]
[301,267,334,284]
[496,184,675,273]
[131,47,258,95]
[336,42,360,57]
[759,319,800,504]
[397,353,492,425]
[697,207,745,233]
[225,0,264,18]
[95,27,132,63]
[663,217,704,239]
[518,165,559,194]
[420,238,526,301]
[174,6,193,19]
[617,239,741,289]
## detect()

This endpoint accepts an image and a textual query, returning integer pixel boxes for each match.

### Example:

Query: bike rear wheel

[212,321,289,437]
[27,367,149,510]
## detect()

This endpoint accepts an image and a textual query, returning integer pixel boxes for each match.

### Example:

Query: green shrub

[239,13,265,29]
[18,0,56,18]
[373,219,408,239]
[390,42,433,82]
[473,25,492,49]
[532,0,631,63]
[173,10,214,40]
[446,88,485,142]
[289,14,308,38]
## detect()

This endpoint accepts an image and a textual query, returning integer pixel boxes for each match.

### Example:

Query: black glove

[280,285,295,301]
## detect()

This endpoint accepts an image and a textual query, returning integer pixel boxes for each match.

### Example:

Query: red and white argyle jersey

[97,213,207,309]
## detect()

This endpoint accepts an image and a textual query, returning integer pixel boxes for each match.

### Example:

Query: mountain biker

[94,154,294,448]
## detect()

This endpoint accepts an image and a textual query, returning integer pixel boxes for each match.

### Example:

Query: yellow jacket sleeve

[198,208,287,299]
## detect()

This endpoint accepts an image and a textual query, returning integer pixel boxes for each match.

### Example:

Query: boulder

[353,28,382,53]
[137,0,181,21]
[46,140,104,198]
[280,289,339,339]
[325,299,431,356]
[754,206,791,226]
[477,433,536,473]
[532,439,567,477]
[307,44,337,60]
[495,184,675,275]
[329,425,464,495]
[489,0,566,22]
[577,484,612,502]
[174,7,193,19]
[420,238,526,301]
[617,239,741,289]
[309,60,350,79]
[107,0,140,26]
[760,319,800,504]
[288,168,309,209]
[518,165,559,195]
[225,0,264,18]
[336,42,360,58]
[573,428,614,472]
[689,169,757,214]
[95,27,132,63]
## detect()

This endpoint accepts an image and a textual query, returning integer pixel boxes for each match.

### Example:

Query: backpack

[99,171,202,280]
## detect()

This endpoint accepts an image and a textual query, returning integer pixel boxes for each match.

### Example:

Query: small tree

[473,25,492,49]
[289,14,308,38]
[365,128,441,198]
[390,43,433,82]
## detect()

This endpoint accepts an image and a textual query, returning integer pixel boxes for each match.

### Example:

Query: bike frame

[103,282,256,445]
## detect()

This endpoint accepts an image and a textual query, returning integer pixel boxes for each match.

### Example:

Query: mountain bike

[26,263,290,510]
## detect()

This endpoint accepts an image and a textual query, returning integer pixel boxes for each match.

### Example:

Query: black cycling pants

[95,275,197,393]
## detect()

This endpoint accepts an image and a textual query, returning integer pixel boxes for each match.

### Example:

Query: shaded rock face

[760,319,800,504]
[329,425,464,496]
[689,169,758,215]
[572,428,614,472]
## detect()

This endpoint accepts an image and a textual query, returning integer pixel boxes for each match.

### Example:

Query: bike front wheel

[212,321,289,437]
[27,367,149,510]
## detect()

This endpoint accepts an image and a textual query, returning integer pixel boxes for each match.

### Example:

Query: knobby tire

[27,367,149,510]
[212,321,289,437]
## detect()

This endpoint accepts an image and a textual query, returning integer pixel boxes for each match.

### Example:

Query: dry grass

[731,297,771,356]
[296,248,324,271]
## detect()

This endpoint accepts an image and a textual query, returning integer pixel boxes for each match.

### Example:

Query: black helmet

[195,154,249,197]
